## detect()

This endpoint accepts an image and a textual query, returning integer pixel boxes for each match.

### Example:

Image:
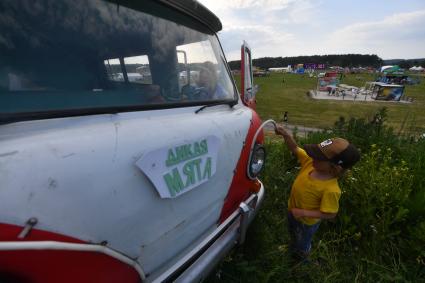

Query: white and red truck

[0,1,266,282]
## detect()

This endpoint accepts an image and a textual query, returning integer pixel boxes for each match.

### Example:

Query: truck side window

[177,41,233,101]
[104,59,124,82]
[123,55,152,85]
[177,41,217,90]
[0,0,237,122]
[104,56,152,85]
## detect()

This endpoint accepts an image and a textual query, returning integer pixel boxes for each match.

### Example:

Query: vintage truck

[0,0,266,282]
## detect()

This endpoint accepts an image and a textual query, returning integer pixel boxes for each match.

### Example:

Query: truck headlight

[247,143,265,179]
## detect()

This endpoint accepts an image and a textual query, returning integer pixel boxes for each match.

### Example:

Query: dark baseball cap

[304,138,360,169]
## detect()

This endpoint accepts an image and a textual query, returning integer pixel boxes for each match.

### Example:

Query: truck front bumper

[152,180,265,283]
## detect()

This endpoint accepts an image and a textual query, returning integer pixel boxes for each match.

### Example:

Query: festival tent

[409,66,424,72]
[381,65,403,74]
[269,65,292,73]
[295,64,304,74]
[380,65,394,72]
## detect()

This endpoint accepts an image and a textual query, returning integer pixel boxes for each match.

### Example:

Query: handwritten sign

[136,136,220,198]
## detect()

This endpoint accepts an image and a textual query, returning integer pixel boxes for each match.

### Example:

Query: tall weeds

[207,108,425,282]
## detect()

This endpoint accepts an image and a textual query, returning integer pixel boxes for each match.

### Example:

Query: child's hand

[275,125,287,136]
[291,208,304,218]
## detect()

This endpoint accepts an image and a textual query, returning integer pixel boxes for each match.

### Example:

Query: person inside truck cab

[196,61,228,100]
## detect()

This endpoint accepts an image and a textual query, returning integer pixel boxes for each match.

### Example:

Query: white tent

[409,66,424,71]
[269,65,292,73]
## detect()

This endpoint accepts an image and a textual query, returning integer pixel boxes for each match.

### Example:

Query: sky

[198,0,425,61]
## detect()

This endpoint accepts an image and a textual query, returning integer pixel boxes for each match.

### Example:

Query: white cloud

[200,0,425,60]
[325,10,425,58]
[199,0,318,60]
[218,24,295,59]
[330,10,425,42]
[199,0,296,12]
[286,0,318,24]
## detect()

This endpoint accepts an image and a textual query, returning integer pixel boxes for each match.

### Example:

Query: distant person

[283,111,288,123]
[274,126,360,263]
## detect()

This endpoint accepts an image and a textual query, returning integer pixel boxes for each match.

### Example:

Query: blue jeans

[287,212,321,256]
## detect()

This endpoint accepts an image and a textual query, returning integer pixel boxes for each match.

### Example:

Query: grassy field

[243,73,425,133]
[204,73,425,282]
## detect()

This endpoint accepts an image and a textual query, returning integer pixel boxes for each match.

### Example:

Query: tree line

[228,54,383,70]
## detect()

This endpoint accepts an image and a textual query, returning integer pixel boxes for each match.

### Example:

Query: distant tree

[399,60,412,69]
[228,54,383,70]
[228,61,240,70]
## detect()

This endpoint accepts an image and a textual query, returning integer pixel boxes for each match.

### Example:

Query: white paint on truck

[0,104,251,274]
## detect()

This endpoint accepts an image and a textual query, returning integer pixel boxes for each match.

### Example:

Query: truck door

[0,1,249,279]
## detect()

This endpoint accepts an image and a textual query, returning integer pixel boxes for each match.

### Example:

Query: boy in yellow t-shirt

[275,125,360,260]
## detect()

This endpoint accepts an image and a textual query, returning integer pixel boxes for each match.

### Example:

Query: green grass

[206,112,425,282]
[238,73,425,133]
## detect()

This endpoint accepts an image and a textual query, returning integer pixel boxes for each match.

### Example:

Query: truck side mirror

[241,41,258,109]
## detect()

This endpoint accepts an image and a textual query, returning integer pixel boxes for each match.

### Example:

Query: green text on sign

[166,140,208,167]
[163,157,212,197]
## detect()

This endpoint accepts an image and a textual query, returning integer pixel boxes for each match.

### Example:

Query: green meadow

[206,73,425,282]
[248,73,425,133]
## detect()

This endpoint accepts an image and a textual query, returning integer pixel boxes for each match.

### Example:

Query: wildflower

[278,245,288,252]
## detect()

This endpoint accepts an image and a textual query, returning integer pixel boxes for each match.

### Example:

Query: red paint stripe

[0,223,140,283]
[218,110,263,223]
[0,250,140,283]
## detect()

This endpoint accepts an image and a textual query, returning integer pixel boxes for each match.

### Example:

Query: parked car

[0,1,266,282]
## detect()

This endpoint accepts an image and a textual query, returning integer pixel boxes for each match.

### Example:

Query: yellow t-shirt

[288,147,341,225]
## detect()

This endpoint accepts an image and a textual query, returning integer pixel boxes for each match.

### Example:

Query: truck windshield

[0,0,236,122]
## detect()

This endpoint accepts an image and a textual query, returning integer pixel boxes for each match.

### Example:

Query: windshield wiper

[195,100,237,114]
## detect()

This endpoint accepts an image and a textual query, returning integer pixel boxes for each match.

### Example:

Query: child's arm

[275,125,298,155]
[291,208,337,219]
